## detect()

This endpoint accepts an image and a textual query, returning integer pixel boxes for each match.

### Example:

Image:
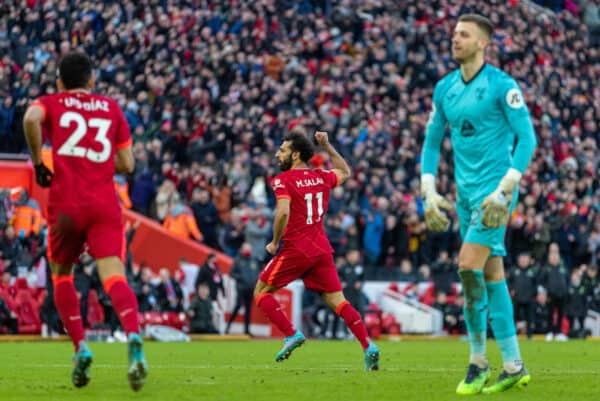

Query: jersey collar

[461,63,487,85]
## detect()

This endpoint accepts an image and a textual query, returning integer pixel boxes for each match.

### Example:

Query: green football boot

[456,364,491,395]
[482,367,530,394]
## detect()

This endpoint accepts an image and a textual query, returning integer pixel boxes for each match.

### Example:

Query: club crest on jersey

[506,88,523,109]
[272,178,285,190]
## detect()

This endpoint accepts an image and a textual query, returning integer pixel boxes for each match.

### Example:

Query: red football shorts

[47,202,123,264]
[259,251,342,293]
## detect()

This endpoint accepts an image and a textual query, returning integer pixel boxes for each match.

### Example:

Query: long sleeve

[499,78,537,173]
[421,83,448,176]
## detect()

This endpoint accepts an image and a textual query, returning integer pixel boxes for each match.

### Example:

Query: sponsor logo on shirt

[506,88,524,109]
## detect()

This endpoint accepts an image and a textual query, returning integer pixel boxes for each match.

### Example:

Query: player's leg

[51,261,94,388]
[321,291,379,371]
[455,242,492,395]
[482,257,529,394]
[47,209,93,388]
[255,254,306,361]
[305,252,379,371]
[96,256,147,391]
[88,207,146,391]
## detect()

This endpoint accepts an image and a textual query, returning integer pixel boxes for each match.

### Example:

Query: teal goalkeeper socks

[459,270,488,357]
[487,280,522,371]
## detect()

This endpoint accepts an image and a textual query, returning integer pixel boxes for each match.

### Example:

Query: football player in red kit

[23,52,147,391]
[254,129,380,371]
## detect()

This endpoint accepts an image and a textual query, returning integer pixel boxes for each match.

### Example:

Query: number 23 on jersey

[57,111,112,163]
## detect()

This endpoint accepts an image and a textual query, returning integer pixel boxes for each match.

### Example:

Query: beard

[453,47,477,64]
[278,155,293,171]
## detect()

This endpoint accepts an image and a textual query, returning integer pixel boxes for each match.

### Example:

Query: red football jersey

[33,92,132,207]
[272,168,339,257]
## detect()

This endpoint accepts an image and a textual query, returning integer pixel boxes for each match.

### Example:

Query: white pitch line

[18,364,600,375]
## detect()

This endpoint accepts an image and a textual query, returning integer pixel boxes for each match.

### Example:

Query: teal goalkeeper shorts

[456,189,518,257]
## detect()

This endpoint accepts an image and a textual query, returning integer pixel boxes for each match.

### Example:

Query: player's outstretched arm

[266,198,290,255]
[314,131,351,185]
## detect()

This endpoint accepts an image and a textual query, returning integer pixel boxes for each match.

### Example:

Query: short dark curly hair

[283,127,314,163]
[58,51,93,90]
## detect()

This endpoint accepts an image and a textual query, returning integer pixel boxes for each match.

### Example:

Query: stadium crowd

[1,0,600,338]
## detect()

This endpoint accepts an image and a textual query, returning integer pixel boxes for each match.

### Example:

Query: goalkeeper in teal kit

[420,14,536,395]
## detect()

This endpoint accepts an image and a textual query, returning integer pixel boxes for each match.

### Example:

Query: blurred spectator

[243,206,271,262]
[226,243,260,335]
[509,252,538,339]
[114,175,132,209]
[0,97,15,152]
[1,226,22,275]
[566,268,588,337]
[362,207,384,267]
[133,267,158,313]
[533,289,552,335]
[188,283,218,334]
[397,259,416,283]
[73,254,99,328]
[156,268,184,313]
[0,295,18,334]
[190,188,220,250]
[339,250,366,317]
[195,253,224,302]
[163,202,203,242]
[540,243,569,341]
[430,251,457,296]
[153,180,178,222]
[433,291,463,334]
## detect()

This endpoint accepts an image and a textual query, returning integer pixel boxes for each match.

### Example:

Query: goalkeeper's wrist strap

[499,168,522,193]
[421,173,437,199]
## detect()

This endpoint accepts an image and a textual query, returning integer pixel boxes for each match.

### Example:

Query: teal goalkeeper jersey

[421,64,537,201]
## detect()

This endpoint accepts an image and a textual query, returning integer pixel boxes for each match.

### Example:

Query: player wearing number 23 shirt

[23,52,147,392]
[28,60,132,264]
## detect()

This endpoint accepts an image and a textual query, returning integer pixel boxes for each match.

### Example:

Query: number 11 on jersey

[304,191,323,224]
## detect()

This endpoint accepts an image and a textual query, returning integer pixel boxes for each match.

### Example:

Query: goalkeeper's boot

[72,341,93,388]
[482,366,530,394]
[127,333,148,391]
[275,330,306,362]
[456,364,491,395]
[364,342,380,371]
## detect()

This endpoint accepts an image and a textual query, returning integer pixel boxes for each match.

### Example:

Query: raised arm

[314,131,351,185]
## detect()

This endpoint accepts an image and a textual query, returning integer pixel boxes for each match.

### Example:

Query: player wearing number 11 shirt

[254,129,380,371]
[23,52,147,391]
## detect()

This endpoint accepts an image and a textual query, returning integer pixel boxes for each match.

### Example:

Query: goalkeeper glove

[480,168,522,229]
[421,174,453,232]
[34,162,53,188]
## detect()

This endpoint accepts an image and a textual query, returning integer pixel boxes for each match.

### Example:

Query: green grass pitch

[0,339,597,401]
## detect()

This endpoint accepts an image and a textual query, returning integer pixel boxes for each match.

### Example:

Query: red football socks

[336,301,370,350]
[52,275,85,351]
[103,275,139,335]
[255,293,295,337]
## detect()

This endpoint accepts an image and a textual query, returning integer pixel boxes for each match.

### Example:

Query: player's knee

[321,291,345,311]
